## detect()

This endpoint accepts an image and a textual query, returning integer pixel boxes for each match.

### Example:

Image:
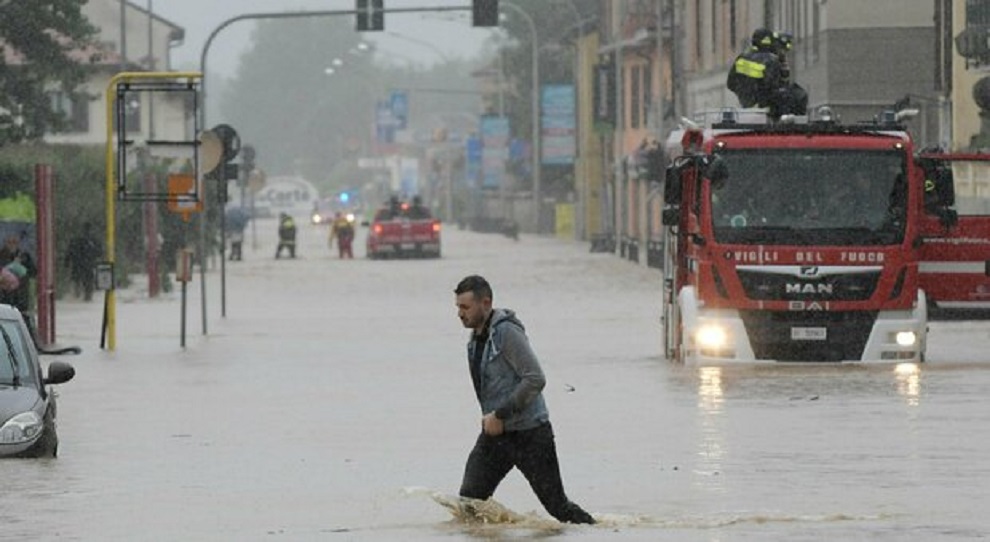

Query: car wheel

[34,413,59,458]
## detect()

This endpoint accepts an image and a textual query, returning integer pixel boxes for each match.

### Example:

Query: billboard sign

[481,116,510,189]
[375,100,395,144]
[390,90,409,130]
[541,84,576,165]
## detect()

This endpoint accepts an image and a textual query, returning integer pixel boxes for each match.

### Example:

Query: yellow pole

[104,71,202,351]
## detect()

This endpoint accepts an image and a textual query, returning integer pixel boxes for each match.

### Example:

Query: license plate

[791,327,827,341]
[400,243,415,250]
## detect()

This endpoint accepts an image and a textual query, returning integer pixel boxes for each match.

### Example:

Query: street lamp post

[551,0,592,241]
[500,2,540,233]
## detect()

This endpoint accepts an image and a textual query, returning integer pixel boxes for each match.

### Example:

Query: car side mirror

[44,361,75,385]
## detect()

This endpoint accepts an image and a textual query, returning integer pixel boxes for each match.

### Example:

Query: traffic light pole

[197,4,471,331]
[198,5,472,131]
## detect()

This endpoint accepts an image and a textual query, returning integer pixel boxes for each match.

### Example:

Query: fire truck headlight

[696,324,729,350]
[895,331,917,347]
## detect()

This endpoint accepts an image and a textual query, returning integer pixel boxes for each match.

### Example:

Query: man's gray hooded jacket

[467,308,549,432]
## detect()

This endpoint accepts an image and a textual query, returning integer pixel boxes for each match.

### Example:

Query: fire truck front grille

[737,270,880,301]
[739,311,877,362]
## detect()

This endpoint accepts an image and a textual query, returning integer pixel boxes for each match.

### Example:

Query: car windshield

[0,320,33,386]
[709,149,907,246]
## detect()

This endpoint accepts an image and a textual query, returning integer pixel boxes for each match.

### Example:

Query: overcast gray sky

[153,0,493,78]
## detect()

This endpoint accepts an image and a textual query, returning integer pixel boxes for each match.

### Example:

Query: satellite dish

[199,130,223,174]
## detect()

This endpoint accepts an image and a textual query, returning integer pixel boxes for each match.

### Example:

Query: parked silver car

[0,305,74,458]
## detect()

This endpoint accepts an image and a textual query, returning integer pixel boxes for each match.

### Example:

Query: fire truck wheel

[673,325,685,364]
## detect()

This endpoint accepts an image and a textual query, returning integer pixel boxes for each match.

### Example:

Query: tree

[0,0,97,145]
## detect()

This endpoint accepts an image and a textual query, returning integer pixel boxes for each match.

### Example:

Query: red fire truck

[661,107,990,363]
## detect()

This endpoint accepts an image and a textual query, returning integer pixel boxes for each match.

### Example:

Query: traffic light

[205,123,240,182]
[472,0,499,27]
[356,0,384,32]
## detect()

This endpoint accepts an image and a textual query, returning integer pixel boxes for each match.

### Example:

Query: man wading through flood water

[453,275,596,524]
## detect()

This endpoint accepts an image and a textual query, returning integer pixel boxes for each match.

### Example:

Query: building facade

[44,0,188,147]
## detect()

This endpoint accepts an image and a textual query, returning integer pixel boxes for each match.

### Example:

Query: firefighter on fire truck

[727,28,808,119]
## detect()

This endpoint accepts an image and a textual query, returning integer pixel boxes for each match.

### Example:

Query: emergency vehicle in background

[660,107,990,364]
[364,199,442,259]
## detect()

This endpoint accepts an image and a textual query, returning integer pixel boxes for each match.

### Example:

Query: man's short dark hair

[454,275,492,301]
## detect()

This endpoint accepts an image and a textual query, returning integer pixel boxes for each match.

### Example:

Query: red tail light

[373,224,383,235]
[432,221,441,233]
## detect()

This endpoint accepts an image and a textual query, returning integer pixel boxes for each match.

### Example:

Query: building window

[620,65,626,129]
[730,0,737,51]
[812,1,820,63]
[695,0,703,67]
[630,65,641,129]
[967,0,990,25]
[800,0,808,68]
[642,64,652,128]
[112,93,142,134]
[711,0,718,58]
[49,91,90,133]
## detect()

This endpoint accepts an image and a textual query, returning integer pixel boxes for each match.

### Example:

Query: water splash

[403,486,562,528]
[403,487,890,531]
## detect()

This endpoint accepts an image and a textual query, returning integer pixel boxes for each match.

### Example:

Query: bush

[0,143,204,298]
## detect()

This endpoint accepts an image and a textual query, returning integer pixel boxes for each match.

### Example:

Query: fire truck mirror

[933,165,955,207]
[662,205,681,226]
[664,165,682,205]
[920,158,955,208]
[703,155,729,188]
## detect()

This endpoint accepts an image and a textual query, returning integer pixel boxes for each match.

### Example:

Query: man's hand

[482,412,504,436]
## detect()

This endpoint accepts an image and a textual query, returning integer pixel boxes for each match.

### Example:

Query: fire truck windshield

[709,149,907,246]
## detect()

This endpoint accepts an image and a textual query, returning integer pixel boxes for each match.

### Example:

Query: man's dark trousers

[459,422,594,524]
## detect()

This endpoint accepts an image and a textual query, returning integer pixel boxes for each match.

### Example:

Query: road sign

[247,169,267,194]
[167,174,202,220]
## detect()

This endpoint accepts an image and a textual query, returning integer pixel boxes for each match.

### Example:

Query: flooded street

[2,223,989,541]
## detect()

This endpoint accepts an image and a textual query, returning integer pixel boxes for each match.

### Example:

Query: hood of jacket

[485,308,524,353]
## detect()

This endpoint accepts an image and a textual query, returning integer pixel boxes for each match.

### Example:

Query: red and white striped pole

[34,163,56,347]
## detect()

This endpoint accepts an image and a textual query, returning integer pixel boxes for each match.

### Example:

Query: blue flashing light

[339,192,350,203]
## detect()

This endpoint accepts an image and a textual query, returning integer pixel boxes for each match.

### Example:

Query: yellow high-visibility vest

[734,57,766,79]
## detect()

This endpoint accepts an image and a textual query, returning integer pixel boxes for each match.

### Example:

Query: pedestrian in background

[65,222,102,301]
[453,275,596,525]
[328,212,354,259]
[226,207,250,261]
[275,212,297,259]
[0,232,38,337]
